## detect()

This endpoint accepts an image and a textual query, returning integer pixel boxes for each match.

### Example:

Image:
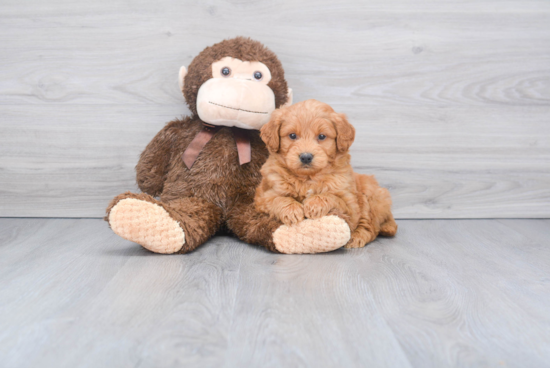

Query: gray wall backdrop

[1,0,549,218]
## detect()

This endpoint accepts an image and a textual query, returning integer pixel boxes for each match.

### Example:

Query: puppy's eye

[289,133,297,140]
[221,67,231,77]
[253,71,263,80]
[318,134,326,140]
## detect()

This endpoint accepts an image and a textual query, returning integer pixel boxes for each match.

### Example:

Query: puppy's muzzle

[299,153,314,165]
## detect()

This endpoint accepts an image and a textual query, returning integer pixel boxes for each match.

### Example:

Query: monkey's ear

[331,112,355,152]
[260,109,284,152]
[283,88,293,107]
[178,66,188,94]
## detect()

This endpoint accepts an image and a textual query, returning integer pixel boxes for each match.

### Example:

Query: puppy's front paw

[279,202,305,226]
[303,195,332,219]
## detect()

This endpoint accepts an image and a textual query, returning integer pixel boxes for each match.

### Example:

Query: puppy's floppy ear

[261,109,284,152]
[331,112,355,152]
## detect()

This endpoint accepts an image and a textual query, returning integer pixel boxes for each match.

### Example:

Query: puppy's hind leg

[375,187,397,237]
[379,214,398,237]
[345,225,376,249]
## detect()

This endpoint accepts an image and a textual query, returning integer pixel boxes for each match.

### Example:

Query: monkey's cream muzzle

[196,77,275,130]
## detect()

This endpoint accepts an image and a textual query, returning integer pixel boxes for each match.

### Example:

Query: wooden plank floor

[0,219,548,367]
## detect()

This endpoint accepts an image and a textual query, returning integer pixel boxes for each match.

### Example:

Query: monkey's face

[179,38,292,130]
[196,57,276,130]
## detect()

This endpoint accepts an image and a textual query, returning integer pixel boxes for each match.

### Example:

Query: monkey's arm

[136,123,178,197]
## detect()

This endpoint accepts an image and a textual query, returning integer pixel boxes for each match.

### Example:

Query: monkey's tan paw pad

[273,215,351,254]
[108,198,185,254]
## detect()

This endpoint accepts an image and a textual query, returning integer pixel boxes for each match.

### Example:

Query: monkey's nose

[299,153,314,165]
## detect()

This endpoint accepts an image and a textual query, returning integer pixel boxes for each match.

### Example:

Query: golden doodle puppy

[255,99,397,249]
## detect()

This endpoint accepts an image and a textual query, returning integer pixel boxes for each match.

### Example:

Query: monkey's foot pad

[108,198,185,254]
[273,215,351,254]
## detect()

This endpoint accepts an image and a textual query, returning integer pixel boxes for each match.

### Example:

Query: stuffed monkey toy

[105,37,351,254]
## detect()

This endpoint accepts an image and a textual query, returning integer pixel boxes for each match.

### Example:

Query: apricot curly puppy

[255,99,397,249]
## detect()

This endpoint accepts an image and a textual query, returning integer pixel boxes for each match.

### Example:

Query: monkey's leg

[106,192,222,254]
[226,201,351,254]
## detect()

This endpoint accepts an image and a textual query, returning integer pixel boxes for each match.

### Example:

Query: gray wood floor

[1,218,548,368]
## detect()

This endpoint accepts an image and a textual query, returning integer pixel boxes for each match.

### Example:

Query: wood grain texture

[224,247,412,367]
[0,218,244,368]
[353,219,550,367]
[0,0,549,218]
[1,104,548,218]
[0,218,549,367]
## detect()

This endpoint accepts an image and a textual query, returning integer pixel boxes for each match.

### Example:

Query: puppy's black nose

[299,153,314,165]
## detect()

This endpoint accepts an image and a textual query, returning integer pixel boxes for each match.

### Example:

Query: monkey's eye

[318,134,326,140]
[289,133,297,140]
[253,71,263,80]
[221,67,231,77]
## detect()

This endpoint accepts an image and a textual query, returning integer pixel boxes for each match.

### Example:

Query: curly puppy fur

[255,99,397,248]
[105,37,289,253]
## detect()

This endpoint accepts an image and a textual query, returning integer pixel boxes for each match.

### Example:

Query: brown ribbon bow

[182,124,252,169]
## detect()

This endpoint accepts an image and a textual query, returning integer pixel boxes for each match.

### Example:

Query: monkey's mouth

[208,101,268,115]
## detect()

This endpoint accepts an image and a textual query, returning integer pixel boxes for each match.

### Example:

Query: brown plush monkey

[105,37,351,254]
